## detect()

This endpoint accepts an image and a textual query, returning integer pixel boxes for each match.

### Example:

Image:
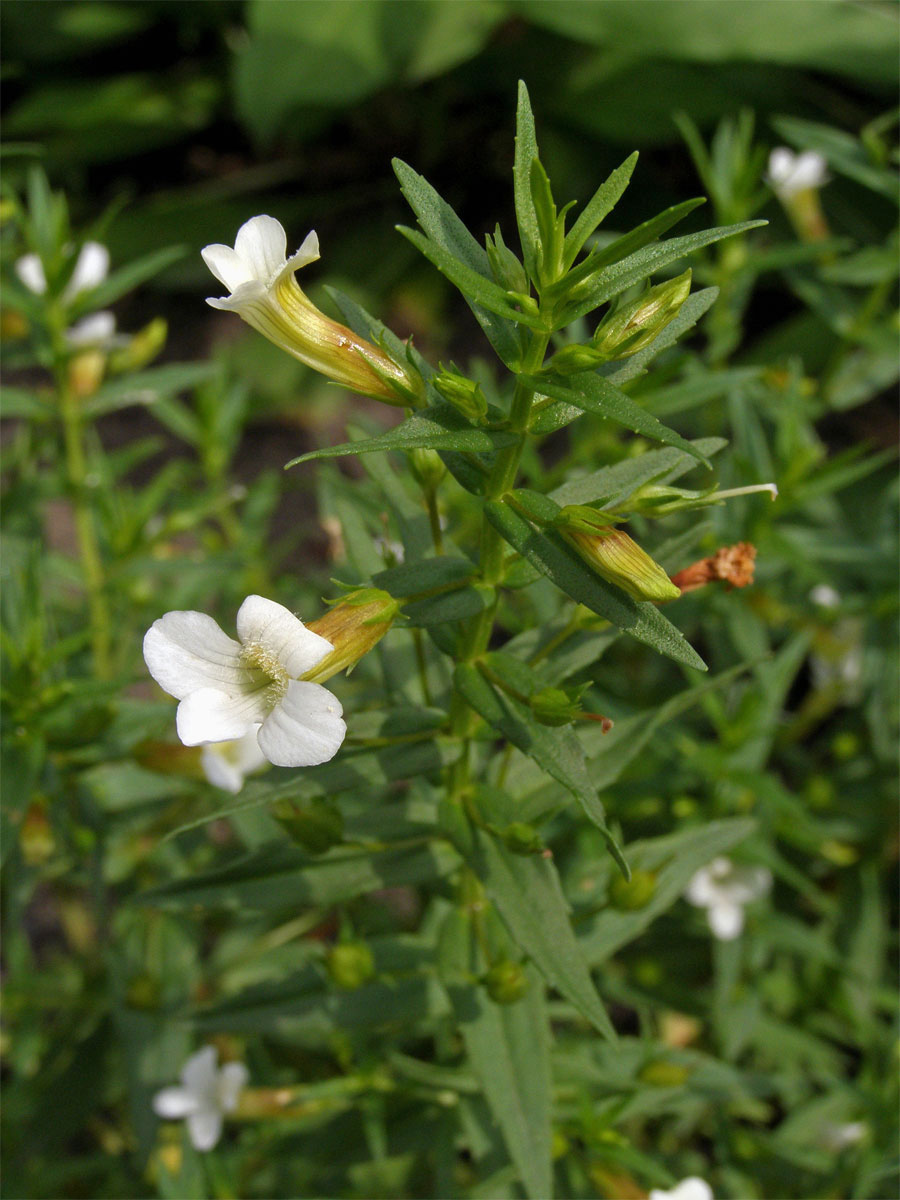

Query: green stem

[425,488,444,554]
[56,353,113,679]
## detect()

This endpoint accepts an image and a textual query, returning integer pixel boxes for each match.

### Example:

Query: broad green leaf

[454,662,623,864]
[448,801,618,1040]
[439,909,553,1200]
[513,80,541,284]
[373,556,475,597]
[563,152,639,269]
[141,839,459,911]
[563,220,767,325]
[393,158,524,366]
[523,370,711,465]
[484,500,706,671]
[397,226,545,330]
[577,819,757,965]
[285,404,518,468]
[550,437,727,506]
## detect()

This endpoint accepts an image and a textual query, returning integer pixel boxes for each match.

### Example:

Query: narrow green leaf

[454,662,624,865]
[70,245,186,315]
[563,152,639,269]
[583,197,705,274]
[484,500,706,671]
[550,437,727,507]
[285,404,518,468]
[84,363,218,418]
[0,386,50,419]
[404,587,488,626]
[373,556,475,597]
[565,220,767,325]
[397,226,545,330]
[513,79,541,283]
[393,158,524,366]
[439,909,553,1200]
[523,371,711,466]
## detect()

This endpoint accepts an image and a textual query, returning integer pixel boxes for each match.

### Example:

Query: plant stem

[56,357,113,679]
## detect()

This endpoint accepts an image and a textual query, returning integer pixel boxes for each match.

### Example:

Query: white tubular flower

[685,857,772,940]
[201,215,421,405]
[152,1046,248,1152]
[767,148,828,199]
[15,241,115,345]
[201,725,268,794]
[143,595,347,768]
[650,1179,714,1200]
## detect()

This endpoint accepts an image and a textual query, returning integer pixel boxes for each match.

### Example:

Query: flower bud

[302,588,400,683]
[609,868,657,910]
[272,796,344,854]
[108,317,167,374]
[500,821,545,855]
[327,942,375,990]
[410,446,446,491]
[20,799,55,866]
[530,686,579,727]
[591,270,692,362]
[543,341,607,377]
[68,349,106,398]
[484,961,530,1004]
[432,366,488,423]
[556,506,680,602]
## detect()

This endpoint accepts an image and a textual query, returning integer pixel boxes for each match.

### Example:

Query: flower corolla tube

[152,1046,248,1152]
[143,594,347,768]
[202,215,421,404]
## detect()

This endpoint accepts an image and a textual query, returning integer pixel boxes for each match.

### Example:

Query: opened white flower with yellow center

[153,1046,248,1152]
[685,856,771,940]
[143,595,346,768]
[202,215,421,404]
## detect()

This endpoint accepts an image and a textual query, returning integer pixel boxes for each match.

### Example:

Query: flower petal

[205,280,268,311]
[15,253,47,295]
[257,680,346,767]
[218,1062,250,1112]
[67,311,116,346]
[187,1107,224,1152]
[233,215,288,286]
[236,595,333,677]
[708,900,744,940]
[202,243,256,294]
[650,1179,714,1200]
[143,611,244,699]
[277,229,320,285]
[176,687,269,747]
[201,726,267,794]
[66,241,109,297]
[153,1086,198,1119]
[685,867,718,907]
[180,1045,219,1095]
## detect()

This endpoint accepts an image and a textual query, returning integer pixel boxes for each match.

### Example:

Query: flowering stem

[54,350,113,680]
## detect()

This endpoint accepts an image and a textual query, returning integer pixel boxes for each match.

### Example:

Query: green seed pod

[530,686,579,726]
[609,868,657,910]
[500,822,545,855]
[485,961,530,1005]
[327,942,375,990]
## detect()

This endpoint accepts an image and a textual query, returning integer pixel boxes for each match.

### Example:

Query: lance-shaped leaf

[285,404,518,468]
[550,437,727,507]
[438,909,553,1200]
[513,79,541,284]
[69,245,185,316]
[563,151,639,269]
[453,662,625,868]
[522,370,711,466]
[484,500,706,671]
[561,219,767,326]
[393,159,525,366]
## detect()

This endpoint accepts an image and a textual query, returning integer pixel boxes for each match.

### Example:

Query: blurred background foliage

[1,2,898,1198]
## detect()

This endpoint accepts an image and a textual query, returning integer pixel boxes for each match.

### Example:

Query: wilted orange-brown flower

[670,542,757,594]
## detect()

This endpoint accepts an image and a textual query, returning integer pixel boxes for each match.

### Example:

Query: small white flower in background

[821,1121,867,1151]
[201,725,268,794]
[201,215,420,404]
[685,856,772,940]
[152,1046,248,1152]
[143,594,346,768]
[650,1178,714,1200]
[766,147,829,199]
[810,584,841,609]
[15,241,116,346]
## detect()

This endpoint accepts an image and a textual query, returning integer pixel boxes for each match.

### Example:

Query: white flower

[143,594,346,768]
[767,147,828,198]
[15,241,115,345]
[685,857,771,940]
[201,725,268,793]
[152,1046,248,1152]
[821,1121,866,1150]
[650,1179,713,1200]
[201,215,419,403]
[810,584,841,609]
